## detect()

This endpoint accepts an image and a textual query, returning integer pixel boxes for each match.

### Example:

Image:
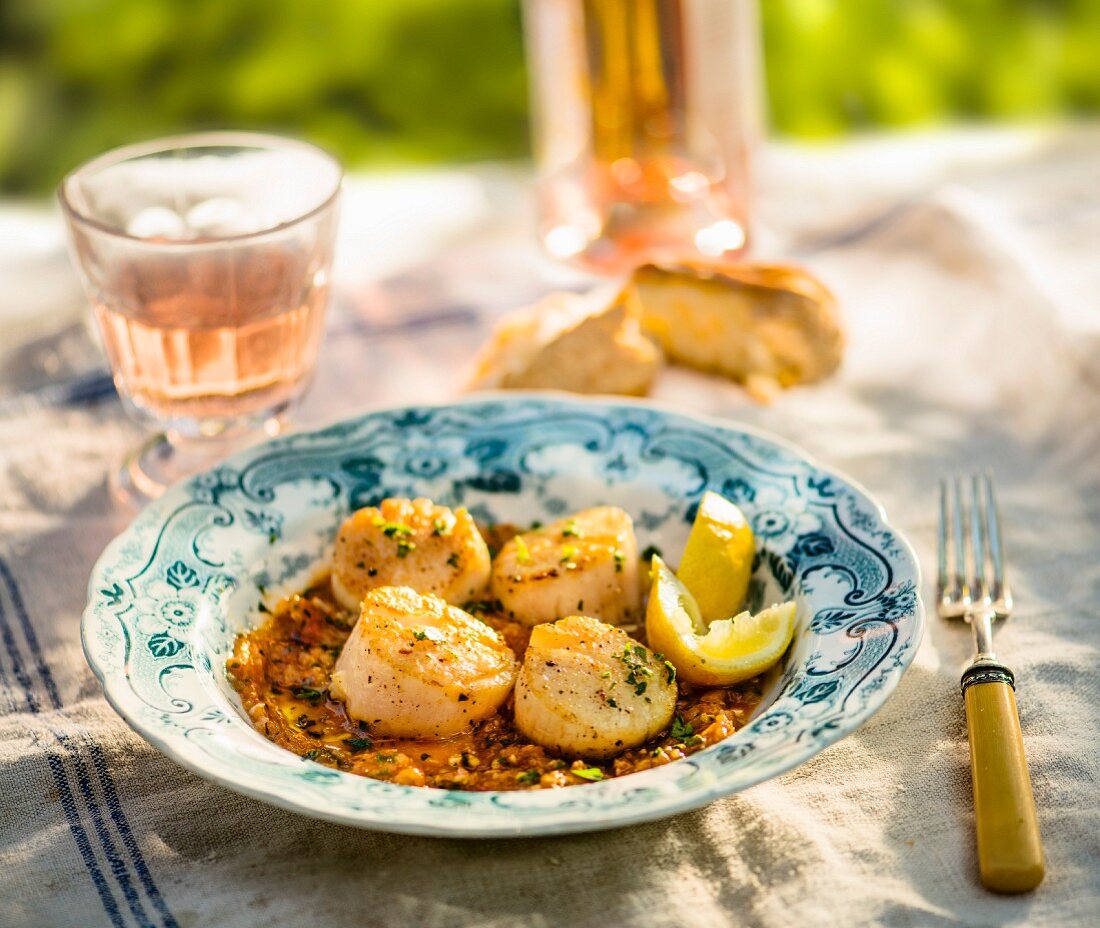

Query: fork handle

[962,664,1044,893]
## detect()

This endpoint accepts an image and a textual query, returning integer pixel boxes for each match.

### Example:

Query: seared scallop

[332,498,491,611]
[513,615,676,759]
[330,586,517,739]
[491,507,641,626]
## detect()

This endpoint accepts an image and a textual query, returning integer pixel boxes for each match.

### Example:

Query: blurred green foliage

[0,0,1096,194]
[764,0,1100,136]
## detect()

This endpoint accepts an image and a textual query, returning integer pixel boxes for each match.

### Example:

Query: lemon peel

[646,556,795,686]
[677,491,755,623]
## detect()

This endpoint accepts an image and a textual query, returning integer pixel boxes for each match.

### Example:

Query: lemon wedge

[677,490,755,622]
[646,556,796,686]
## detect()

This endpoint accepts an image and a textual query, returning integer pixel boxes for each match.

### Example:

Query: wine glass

[59,132,342,508]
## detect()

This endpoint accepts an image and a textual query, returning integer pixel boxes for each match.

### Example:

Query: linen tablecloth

[1,127,1098,928]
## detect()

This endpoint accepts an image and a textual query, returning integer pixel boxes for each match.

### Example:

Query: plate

[83,395,923,837]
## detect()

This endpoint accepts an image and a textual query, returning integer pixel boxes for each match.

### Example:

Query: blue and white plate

[83,395,923,837]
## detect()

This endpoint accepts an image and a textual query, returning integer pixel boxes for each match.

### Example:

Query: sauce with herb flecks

[228,576,762,791]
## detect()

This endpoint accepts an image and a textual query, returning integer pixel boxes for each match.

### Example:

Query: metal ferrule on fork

[960,602,1014,693]
[960,660,1015,692]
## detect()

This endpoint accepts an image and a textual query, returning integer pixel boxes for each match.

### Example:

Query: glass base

[110,413,288,511]
[540,205,749,275]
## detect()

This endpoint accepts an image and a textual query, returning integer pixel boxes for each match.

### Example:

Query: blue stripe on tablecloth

[0,556,179,928]
[0,599,125,928]
[84,738,180,928]
[51,726,158,928]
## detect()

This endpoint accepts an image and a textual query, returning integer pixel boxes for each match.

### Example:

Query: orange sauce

[228,578,762,791]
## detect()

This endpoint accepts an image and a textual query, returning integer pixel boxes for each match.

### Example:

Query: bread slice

[468,288,662,396]
[630,261,843,400]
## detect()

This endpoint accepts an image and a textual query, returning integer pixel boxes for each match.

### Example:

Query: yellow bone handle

[964,673,1045,893]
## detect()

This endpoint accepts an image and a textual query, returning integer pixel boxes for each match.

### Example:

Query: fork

[937,473,1044,893]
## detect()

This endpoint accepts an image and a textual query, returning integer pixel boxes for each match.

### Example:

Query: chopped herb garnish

[396,538,417,558]
[613,549,626,573]
[257,601,270,614]
[292,686,325,704]
[375,752,396,763]
[684,734,705,748]
[432,518,453,537]
[413,626,444,643]
[303,750,322,762]
[367,567,378,577]
[446,553,460,568]
[515,535,532,564]
[324,612,354,630]
[572,767,604,781]
[413,630,427,641]
[615,643,655,696]
[607,697,619,708]
[562,519,580,537]
[464,598,504,617]
[381,521,412,537]
[670,714,694,741]
[560,544,578,564]
[663,660,677,684]
[516,770,541,785]
[344,737,374,753]
[641,544,662,561]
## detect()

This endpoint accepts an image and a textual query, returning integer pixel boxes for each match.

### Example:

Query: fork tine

[937,478,950,605]
[983,471,1011,607]
[951,475,969,605]
[970,474,989,602]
